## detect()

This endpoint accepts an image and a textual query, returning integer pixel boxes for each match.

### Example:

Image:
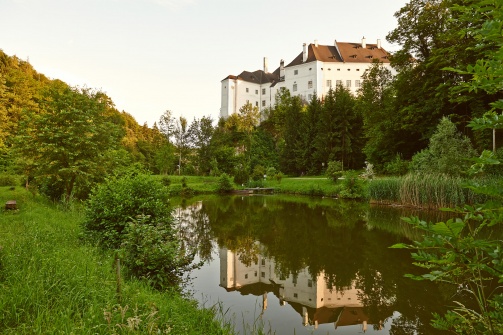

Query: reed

[369,174,498,209]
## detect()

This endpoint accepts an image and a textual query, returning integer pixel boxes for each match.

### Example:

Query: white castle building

[220,37,393,118]
[219,246,387,331]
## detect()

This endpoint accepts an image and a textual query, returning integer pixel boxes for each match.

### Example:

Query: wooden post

[115,254,122,303]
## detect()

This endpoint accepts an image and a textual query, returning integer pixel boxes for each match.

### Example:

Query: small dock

[243,187,275,194]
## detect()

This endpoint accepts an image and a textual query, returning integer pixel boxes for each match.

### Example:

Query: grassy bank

[0,186,233,334]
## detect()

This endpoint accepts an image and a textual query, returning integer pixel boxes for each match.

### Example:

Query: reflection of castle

[219,247,384,331]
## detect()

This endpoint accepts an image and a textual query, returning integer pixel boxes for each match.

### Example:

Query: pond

[173,195,452,335]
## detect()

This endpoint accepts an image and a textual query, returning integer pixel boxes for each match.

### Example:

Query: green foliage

[0,174,17,186]
[394,151,503,334]
[160,176,171,187]
[251,164,265,181]
[217,173,233,193]
[122,215,194,290]
[274,172,283,184]
[325,160,343,182]
[384,154,410,176]
[411,117,477,176]
[0,186,233,334]
[15,81,123,201]
[83,173,171,249]
[339,170,366,199]
[233,168,249,185]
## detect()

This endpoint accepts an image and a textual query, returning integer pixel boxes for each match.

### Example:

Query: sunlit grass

[0,186,234,334]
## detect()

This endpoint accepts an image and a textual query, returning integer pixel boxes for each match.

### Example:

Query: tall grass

[369,174,498,209]
[0,186,234,334]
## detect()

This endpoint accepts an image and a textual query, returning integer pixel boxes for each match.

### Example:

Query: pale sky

[1,0,408,126]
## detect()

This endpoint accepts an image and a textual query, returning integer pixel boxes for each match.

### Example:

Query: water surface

[174,195,450,334]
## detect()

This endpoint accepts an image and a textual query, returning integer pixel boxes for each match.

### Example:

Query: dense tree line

[1,0,502,200]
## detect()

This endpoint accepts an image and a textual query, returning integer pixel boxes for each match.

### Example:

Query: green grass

[262,176,342,197]
[0,186,234,334]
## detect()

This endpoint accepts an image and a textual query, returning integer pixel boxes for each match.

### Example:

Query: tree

[173,116,190,175]
[16,81,122,200]
[280,95,304,175]
[356,61,401,171]
[410,116,477,176]
[159,109,175,143]
[188,116,214,175]
[299,94,323,174]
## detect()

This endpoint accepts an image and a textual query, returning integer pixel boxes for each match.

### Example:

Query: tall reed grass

[369,174,498,209]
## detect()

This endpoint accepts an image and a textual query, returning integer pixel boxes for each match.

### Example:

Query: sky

[0,0,409,127]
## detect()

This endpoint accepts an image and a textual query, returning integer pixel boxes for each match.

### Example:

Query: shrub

[0,174,18,187]
[160,176,172,187]
[274,172,283,184]
[410,117,477,176]
[217,173,233,193]
[122,215,194,289]
[339,170,366,199]
[266,167,277,179]
[251,165,266,181]
[384,154,410,176]
[325,161,343,182]
[233,169,249,185]
[83,173,171,249]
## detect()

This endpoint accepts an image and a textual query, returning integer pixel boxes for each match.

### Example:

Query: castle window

[326,80,332,87]
[261,272,265,278]
[294,293,298,298]
[308,80,313,89]
[255,101,258,107]
[355,80,361,88]
[262,88,266,95]
[262,100,266,107]
[293,84,298,92]
[308,279,313,287]
[246,88,249,93]
[336,80,342,86]
[255,89,258,94]
[346,80,351,88]
[294,69,298,75]
[245,274,248,279]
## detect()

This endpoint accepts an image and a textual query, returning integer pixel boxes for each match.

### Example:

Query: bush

[274,172,283,184]
[410,117,477,176]
[339,170,366,199]
[0,174,18,187]
[122,215,193,290]
[384,154,410,176]
[251,165,266,181]
[83,173,171,249]
[217,173,233,193]
[233,169,249,185]
[325,161,343,182]
[160,176,172,187]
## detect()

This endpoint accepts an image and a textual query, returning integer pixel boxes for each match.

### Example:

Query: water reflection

[220,245,386,332]
[174,195,450,334]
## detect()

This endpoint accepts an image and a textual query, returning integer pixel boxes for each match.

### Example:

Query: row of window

[293,80,361,92]
[245,88,267,95]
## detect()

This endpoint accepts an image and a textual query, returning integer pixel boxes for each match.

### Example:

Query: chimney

[263,57,268,73]
[377,39,382,49]
[280,59,285,80]
[314,39,318,47]
[303,43,307,62]
[361,36,366,49]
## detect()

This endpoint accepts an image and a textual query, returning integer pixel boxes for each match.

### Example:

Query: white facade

[219,246,386,330]
[220,38,395,119]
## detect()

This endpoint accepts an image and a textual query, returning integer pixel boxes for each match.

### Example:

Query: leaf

[390,243,412,249]
[431,220,465,237]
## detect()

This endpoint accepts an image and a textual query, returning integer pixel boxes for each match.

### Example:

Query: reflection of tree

[176,195,450,334]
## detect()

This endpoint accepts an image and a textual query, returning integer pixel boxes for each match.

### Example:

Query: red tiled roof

[286,42,390,67]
